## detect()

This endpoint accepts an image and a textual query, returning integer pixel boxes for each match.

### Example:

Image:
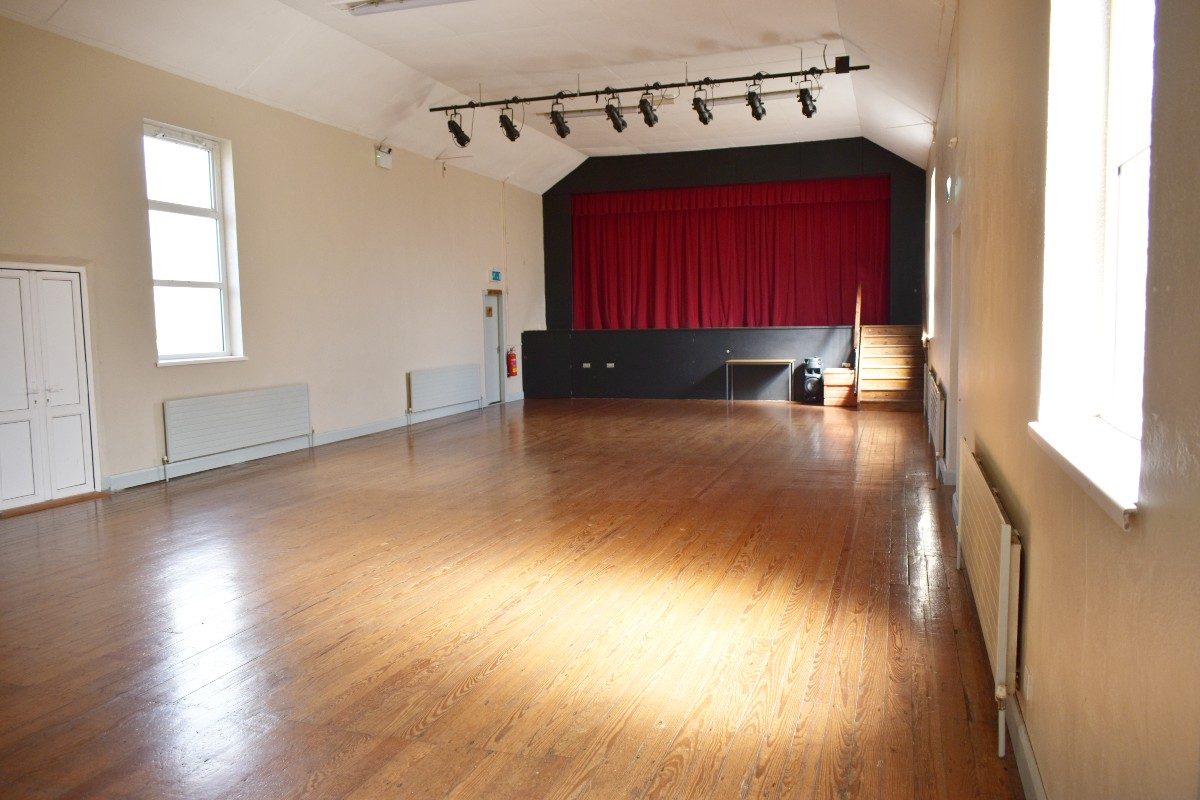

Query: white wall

[927,0,1200,797]
[0,17,545,482]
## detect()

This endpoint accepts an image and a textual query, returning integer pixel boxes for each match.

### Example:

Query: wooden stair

[857,324,924,409]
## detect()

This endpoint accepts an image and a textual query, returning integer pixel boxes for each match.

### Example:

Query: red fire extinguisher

[506,346,519,378]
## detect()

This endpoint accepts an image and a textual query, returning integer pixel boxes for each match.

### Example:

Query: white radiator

[925,366,946,459]
[407,364,481,414]
[163,384,311,463]
[957,437,1022,758]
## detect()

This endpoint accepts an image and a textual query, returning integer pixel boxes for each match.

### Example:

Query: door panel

[37,276,83,407]
[483,294,501,405]
[50,414,88,491]
[34,272,94,499]
[0,269,48,509]
[0,421,38,502]
[0,275,33,413]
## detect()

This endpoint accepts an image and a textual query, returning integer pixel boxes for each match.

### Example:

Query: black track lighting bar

[427,61,868,114]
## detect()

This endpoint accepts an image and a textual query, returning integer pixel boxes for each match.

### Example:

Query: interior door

[483,294,502,405]
[34,272,95,497]
[0,269,49,508]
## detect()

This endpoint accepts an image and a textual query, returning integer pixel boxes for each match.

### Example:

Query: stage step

[862,324,923,334]
[861,336,922,347]
[859,356,923,370]
[859,388,923,401]
[859,368,922,382]
[856,324,924,409]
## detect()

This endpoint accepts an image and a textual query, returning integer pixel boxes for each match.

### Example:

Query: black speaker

[801,357,823,404]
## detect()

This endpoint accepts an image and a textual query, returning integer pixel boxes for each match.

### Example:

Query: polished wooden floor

[0,399,1024,799]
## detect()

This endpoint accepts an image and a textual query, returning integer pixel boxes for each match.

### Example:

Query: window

[927,167,937,338]
[1032,0,1155,528]
[142,122,241,363]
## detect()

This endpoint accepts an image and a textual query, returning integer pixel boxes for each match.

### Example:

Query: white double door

[0,268,96,510]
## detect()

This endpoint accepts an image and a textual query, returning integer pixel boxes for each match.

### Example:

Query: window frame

[1031,0,1154,530]
[143,121,242,364]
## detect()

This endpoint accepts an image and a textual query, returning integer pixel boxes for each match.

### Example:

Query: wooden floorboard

[0,398,1024,799]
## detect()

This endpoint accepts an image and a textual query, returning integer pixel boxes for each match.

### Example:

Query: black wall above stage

[542,137,927,329]
[522,327,853,401]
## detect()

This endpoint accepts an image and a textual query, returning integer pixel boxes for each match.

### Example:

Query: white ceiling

[1,0,954,193]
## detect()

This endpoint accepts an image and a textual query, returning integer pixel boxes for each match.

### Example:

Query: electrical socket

[582,362,591,369]
[606,362,615,369]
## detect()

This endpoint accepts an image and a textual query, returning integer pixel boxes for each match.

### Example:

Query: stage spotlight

[605,98,628,132]
[798,87,817,118]
[692,93,713,125]
[549,102,571,138]
[447,111,470,147]
[746,89,766,120]
[499,106,520,141]
[638,93,658,127]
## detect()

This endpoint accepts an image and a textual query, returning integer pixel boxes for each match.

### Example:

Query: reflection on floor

[0,399,1023,799]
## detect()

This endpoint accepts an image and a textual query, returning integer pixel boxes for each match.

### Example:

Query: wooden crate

[823,368,856,407]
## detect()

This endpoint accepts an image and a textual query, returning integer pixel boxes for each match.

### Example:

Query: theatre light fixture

[746,87,767,120]
[499,105,520,141]
[446,110,470,148]
[605,95,628,132]
[638,92,659,127]
[693,88,714,125]
[549,100,571,138]
[798,86,818,118]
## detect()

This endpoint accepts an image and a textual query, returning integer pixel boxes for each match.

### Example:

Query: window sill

[157,355,246,367]
[1027,419,1138,531]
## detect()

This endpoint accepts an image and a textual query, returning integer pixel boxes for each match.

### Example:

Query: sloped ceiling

[0,0,953,193]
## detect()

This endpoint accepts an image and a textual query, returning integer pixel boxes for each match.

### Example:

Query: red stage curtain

[572,176,890,329]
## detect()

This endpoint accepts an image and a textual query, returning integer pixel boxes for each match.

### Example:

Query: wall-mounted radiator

[163,384,311,466]
[407,364,482,415]
[925,366,946,460]
[957,438,1022,758]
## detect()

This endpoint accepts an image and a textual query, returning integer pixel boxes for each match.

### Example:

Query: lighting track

[427,57,867,114]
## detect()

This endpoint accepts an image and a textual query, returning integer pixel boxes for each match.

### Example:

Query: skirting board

[312,416,408,447]
[1007,697,1049,800]
[936,457,957,486]
[408,399,482,426]
[102,400,495,492]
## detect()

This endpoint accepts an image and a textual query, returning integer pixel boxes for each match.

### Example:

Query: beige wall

[928,0,1200,797]
[0,17,545,480]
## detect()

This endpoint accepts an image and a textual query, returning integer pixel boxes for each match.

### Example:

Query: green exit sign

[490,270,502,282]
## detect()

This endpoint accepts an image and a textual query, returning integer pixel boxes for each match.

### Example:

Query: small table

[724,358,796,402]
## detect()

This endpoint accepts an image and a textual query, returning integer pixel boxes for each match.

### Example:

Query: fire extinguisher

[506,346,519,378]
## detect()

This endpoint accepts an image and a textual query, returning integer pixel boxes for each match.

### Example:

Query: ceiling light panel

[340,0,477,15]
